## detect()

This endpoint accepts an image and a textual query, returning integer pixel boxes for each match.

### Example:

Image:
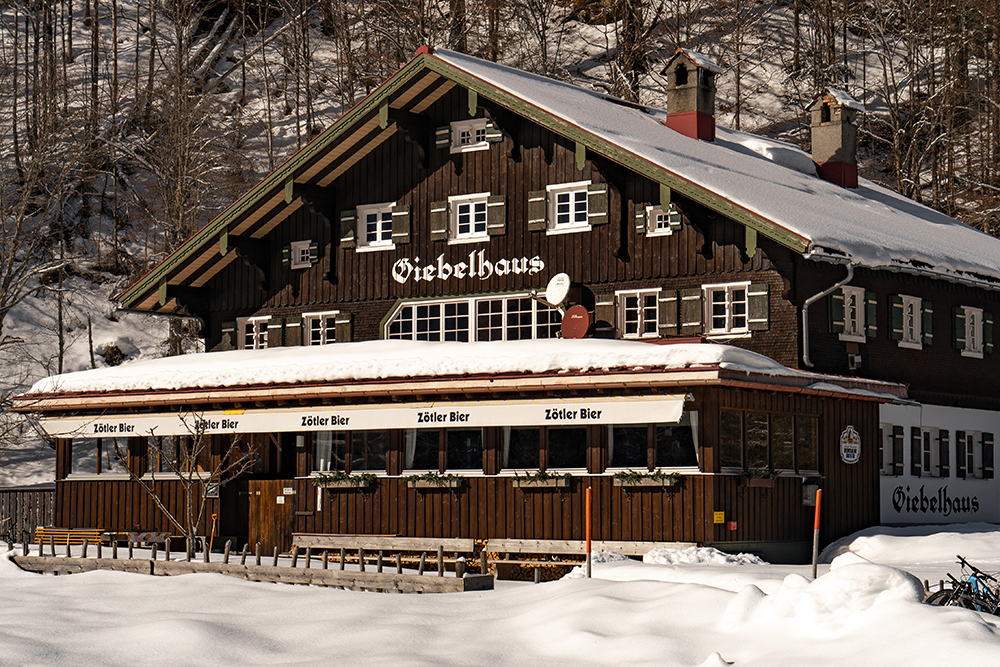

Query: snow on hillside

[2,524,1000,666]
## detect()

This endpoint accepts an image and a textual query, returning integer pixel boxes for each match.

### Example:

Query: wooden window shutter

[339,209,357,249]
[679,288,703,335]
[956,430,967,478]
[828,289,845,333]
[909,427,921,477]
[747,283,769,331]
[484,119,503,143]
[953,306,967,350]
[486,195,506,236]
[865,291,877,338]
[594,295,616,337]
[658,290,679,336]
[921,300,933,345]
[891,425,904,476]
[308,241,320,265]
[587,183,609,226]
[335,313,353,343]
[281,245,291,268]
[634,206,647,235]
[938,429,950,478]
[220,321,236,351]
[985,312,994,354]
[267,319,285,347]
[983,433,995,479]
[435,125,450,149]
[889,295,904,340]
[527,190,547,231]
[391,205,411,245]
[283,316,302,347]
[429,201,449,241]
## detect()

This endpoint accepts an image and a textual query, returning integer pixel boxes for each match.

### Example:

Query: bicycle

[925,555,1000,616]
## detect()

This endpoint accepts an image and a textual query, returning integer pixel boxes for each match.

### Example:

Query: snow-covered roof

[21,339,901,401]
[431,49,1000,288]
[824,87,865,112]
[676,49,724,75]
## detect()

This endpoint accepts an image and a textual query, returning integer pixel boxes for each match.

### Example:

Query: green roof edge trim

[421,57,810,254]
[116,54,435,308]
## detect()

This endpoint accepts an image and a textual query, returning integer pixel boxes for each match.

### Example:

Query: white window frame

[356,202,396,251]
[448,192,490,243]
[919,427,937,477]
[703,282,750,336]
[646,204,682,237]
[840,285,866,343]
[963,306,984,358]
[963,431,982,479]
[878,423,894,476]
[546,180,591,234]
[450,119,489,154]
[899,295,922,349]
[289,240,313,269]
[385,294,561,342]
[238,316,270,350]
[617,289,660,339]
[303,310,340,346]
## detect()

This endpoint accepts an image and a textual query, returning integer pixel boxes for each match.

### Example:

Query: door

[248,480,296,553]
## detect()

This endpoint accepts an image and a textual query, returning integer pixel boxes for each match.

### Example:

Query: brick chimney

[809,88,864,189]
[661,48,722,142]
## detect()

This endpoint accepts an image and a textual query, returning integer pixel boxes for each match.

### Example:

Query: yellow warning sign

[713,512,725,524]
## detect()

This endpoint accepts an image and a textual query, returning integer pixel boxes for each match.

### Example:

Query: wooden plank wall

[0,489,54,542]
[55,480,218,536]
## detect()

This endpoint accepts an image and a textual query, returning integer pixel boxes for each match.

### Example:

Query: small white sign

[283,487,295,495]
[840,425,860,464]
[276,496,285,505]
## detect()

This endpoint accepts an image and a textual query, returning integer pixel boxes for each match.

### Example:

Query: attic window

[675,63,688,87]
[820,103,831,124]
[451,119,489,153]
[283,240,319,269]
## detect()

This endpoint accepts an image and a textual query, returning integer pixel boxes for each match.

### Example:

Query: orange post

[585,487,592,579]
[811,489,823,579]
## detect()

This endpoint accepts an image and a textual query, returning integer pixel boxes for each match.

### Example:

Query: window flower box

[312,472,377,489]
[613,476,679,488]
[511,476,570,489]
[741,477,776,488]
[405,473,465,490]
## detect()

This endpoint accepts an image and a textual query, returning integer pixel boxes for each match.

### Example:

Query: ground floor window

[608,412,699,469]
[69,437,129,476]
[503,428,541,469]
[403,428,484,472]
[146,435,183,474]
[547,426,588,470]
[315,431,388,473]
[719,410,818,473]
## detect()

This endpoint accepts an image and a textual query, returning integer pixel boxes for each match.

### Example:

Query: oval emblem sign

[840,425,861,464]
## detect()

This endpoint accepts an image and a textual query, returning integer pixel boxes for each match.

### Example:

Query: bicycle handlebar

[958,555,998,583]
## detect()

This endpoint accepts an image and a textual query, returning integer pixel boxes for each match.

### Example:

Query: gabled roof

[116,48,1000,313]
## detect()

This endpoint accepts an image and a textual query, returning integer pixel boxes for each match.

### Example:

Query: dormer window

[282,240,319,269]
[449,119,489,153]
[645,204,683,236]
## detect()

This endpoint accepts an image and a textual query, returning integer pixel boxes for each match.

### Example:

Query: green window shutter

[956,430,967,479]
[658,290,679,336]
[983,433,995,479]
[828,289,845,334]
[910,427,921,477]
[587,183,609,226]
[527,190,547,231]
[391,205,411,245]
[308,241,320,265]
[335,312,353,343]
[484,119,503,143]
[865,291,877,338]
[634,206,647,235]
[953,306,967,350]
[892,425,904,476]
[486,195,506,236]
[429,201,449,241]
[889,295,904,340]
[267,319,285,347]
[594,295,616,337]
[938,429,950,478]
[679,288,703,336]
[921,300,933,345]
[339,209,357,249]
[985,312,993,354]
[747,283,769,331]
[435,125,450,149]
[281,245,291,268]
[220,321,236,351]
[283,316,302,347]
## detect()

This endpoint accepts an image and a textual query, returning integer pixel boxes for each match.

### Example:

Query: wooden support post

[396,553,403,575]
[255,542,261,566]
[322,550,329,570]
[97,542,103,559]
[418,552,426,575]
[186,539,192,562]
[456,558,465,578]
[305,547,313,569]
[151,543,158,561]
[377,550,384,573]
[359,548,366,572]
[223,541,232,565]
[339,548,346,570]
[437,546,444,577]
[272,546,279,567]
[586,486,592,579]
[82,539,89,559]
[112,541,118,559]
[128,541,134,559]
[291,545,300,568]
[64,541,70,558]
[165,540,170,561]
[50,536,56,557]
[203,538,210,563]
[241,543,249,566]
[481,551,488,575]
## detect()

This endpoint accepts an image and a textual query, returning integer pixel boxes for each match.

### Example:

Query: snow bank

[644,546,766,566]
[820,522,1000,566]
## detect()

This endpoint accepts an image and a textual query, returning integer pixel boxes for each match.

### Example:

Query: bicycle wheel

[948,593,983,610]
[925,589,953,606]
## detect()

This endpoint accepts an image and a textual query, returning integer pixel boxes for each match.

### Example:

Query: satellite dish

[560,305,590,339]
[544,273,571,306]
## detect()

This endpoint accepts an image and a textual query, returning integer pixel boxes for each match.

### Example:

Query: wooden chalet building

[15,47,1000,561]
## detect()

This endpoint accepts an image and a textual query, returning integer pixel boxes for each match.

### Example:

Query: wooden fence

[0,488,53,542]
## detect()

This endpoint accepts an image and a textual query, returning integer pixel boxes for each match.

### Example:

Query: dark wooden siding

[55,480,218,536]
[0,489,54,542]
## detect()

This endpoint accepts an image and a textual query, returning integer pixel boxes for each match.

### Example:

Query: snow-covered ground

[2,524,999,666]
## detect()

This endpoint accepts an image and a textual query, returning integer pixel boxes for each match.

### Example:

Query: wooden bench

[291,534,481,575]
[486,539,699,580]
[35,527,104,547]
